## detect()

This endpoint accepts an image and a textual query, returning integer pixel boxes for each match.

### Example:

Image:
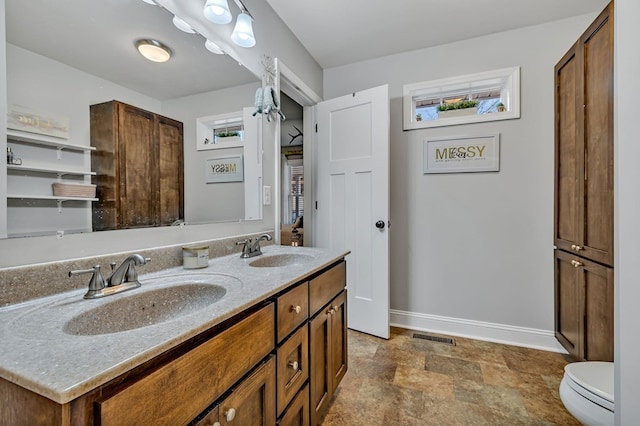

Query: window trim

[403,67,520,130]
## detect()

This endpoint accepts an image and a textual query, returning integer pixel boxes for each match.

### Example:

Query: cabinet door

[328,291,347,390]
[555,250,582,359]
[580,3,614,266]
[117,102,159,228]
[278,383,309,426]
[555,250,613,361]
[309,290,348,426]
[157,115,184,226]
[554,43,580,255]
[277,325,309,416]
[219,357,276,426]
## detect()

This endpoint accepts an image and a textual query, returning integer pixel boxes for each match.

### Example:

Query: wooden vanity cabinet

[0,259,348,426]
[90,100,184,231]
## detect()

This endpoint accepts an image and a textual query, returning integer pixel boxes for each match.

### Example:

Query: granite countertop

[0,245,349,404]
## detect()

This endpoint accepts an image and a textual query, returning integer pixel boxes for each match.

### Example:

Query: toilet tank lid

[565,361,614,403]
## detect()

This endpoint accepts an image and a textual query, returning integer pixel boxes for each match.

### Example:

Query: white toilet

[559,361,614,426]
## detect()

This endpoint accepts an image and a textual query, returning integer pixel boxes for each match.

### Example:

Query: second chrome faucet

[236,234,272,258]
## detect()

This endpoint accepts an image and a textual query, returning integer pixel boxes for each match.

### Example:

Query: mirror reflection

[4,0,263,238]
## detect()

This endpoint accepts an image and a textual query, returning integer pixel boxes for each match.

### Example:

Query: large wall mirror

[4,0,265,239]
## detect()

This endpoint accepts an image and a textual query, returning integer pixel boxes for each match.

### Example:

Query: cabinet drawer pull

[291,305,302,314]
[333,305,339,312]
[328,308,335,315]
[571,260,583,268]
[225,408,236,422]
[571,244,583,251]
[288,360,299,371]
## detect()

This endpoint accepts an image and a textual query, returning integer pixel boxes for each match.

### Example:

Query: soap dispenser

[6,146,13,164]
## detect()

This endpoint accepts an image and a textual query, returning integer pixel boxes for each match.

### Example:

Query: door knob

[375,220,385,229]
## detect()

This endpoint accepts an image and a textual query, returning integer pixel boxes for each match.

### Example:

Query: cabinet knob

[333,305,339,312]
[288,360,299,371]
[291,305,302,314]
[224,408,236,422]
[328,308,336,315]
[571,244,583,251]
[213,423,221,426]
[571,260,583,268]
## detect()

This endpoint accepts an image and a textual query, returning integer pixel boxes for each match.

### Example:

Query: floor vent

[412,333,456,346]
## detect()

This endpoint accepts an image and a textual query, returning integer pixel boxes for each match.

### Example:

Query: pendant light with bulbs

[203,0,256,48]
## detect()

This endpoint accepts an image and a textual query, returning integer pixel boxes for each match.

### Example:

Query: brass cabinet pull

[571,260,583,268]
[288,360,299,371]
[571,244,583,251]
[291,305,302,314]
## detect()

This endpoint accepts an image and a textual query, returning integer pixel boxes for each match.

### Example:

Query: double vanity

[0,240,349,425]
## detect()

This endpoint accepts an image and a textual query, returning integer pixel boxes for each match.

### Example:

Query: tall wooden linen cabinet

[91,101,184,231]
[554,2,614,362]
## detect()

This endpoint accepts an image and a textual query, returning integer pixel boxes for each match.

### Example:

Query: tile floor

[322,327,581,425]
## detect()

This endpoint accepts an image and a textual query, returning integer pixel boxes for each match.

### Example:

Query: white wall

[323,14,597,349]
[0,0,6,239]
[614,0,640,423]
[162,82,261,224]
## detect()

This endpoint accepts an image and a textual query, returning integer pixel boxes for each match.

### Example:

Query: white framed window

[403,67,520,130]
[196,111,245,150]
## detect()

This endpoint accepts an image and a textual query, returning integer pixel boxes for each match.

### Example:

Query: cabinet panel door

[219,356,276,426]
[329,291,348,390]
[583,260,614,361]
[117,103,158,228]
[278,383,310,426]
[309,306,331,426]
[555,251,582,359]
[581,4,614,266]
[554,44,580,253]
[157,115,184,226]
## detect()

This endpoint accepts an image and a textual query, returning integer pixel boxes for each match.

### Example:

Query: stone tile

[454,378,529,419]
[393,365,455,399]
[425,353,484,383]
[346,357,396,383]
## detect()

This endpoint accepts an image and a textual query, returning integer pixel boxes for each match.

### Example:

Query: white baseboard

[390,309,568,354]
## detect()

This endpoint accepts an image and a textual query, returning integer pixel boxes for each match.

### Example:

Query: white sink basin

[63,282,227,336]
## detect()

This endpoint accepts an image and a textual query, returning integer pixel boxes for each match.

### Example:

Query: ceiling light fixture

[205,39,225,55]
[135,39,172,63]
[204,0,256,48]
[141,0,157,5]
[172,15,196,34]
[203,0,232,24]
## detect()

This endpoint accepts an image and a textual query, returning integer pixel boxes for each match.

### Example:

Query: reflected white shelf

[7,194,98,202]
[7,164,95,176]
[7,129,95,152]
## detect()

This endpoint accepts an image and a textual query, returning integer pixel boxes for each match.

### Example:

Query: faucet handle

[236,239,252,257]
[69,265,106,298]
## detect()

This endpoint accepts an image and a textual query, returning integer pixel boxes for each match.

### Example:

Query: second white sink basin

[249,253,314,268]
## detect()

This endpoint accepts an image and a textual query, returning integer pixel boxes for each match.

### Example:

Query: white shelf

[7,164,95,176]
[7,194,98,202]
[7,129,95,152]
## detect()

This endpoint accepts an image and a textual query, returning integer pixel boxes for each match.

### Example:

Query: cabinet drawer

[277,324,309,416]
[309,261,346,315]
[97,303,275,426]
[278,383,310,426]
[277,282,309,342]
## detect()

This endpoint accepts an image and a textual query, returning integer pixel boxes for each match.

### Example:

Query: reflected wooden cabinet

[554,2,614,361]
[90,100,183,231]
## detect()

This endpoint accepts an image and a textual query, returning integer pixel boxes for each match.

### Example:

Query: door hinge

[315,123,318,133]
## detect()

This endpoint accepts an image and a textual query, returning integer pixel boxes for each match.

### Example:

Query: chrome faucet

[69,254,150,299]
[107,254,150,287]
[236,234,272,258]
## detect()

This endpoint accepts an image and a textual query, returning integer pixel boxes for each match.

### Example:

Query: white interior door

[315,85,390,339]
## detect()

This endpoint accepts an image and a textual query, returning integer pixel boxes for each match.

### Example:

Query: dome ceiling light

[135,39,172,63]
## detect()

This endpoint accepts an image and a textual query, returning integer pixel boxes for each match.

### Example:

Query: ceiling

[265,0,610,69]
[5,0,259,101]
